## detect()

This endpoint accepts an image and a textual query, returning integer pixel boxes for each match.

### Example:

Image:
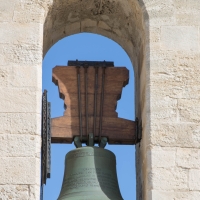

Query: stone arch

[43,0,147,119]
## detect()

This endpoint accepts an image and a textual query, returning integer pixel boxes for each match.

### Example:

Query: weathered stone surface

[143,1,176,25]
[0,113,41,135]
[0,0,15,22]
[0,157,39,184]
[0,66,12,87]
[0,134,41,157]
[150,190,200,200]
[148,167,188,190]
[11,65,42,89]
[161,26,199,51]
[174,0,200,12]
[29,185,41,200]
[176,13,200,26]
[147,146,176,168]
[0,23,43,45]
[0,88,41,113]
[189,169,200,191]
[0,65,42,88]
[0,44,42,65]
[178,99,200,123]
[0,185,29,200]
[176,147,200,169]
[150,123,200,148]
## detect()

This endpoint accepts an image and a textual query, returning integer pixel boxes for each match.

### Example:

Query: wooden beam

[51,65,137,144]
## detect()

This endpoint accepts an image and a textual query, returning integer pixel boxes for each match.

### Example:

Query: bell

[57,147,123,200]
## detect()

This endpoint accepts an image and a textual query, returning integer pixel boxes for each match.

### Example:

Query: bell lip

[58,191,123,200]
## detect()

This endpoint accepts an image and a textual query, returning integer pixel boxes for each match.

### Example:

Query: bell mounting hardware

[51,60,141,146]
[41,90,51,199]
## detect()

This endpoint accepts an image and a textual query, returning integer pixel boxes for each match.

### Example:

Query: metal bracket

[74,134,108,148]
[136,117,142,144]
[41,90,51,185]
[68,60,114,67]
[99,137,108,148]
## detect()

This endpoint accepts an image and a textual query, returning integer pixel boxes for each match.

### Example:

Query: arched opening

[43,0,146,120]
[43,33,135,199]
[42,1,147,199]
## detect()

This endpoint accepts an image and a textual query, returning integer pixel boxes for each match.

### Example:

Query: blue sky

[42,33,136,200]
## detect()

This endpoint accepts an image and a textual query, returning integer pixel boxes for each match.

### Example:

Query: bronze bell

[57,147,123,200]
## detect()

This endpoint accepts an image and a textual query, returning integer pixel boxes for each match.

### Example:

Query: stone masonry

[0,0,200,199]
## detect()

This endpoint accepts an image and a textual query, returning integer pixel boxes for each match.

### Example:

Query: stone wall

[0,0,199,199]
[0,0,44,199]
[138,0,200,199]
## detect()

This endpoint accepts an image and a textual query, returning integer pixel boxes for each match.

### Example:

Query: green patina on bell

[57,147,123,200]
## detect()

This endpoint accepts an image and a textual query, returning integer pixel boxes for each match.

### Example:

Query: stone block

[147,146,176,168]
[64,22,81,36]
[81,19,97,30]
[97,21,111,31]
[0,65,42,88]
[0,88,41,113]
[0,23,43,45]
[29,185,41,200]
[13,4,45,24]
[1,44,42,65]
[149,190,173,200]
[144,1,176,26]
[0,157,40,184]
[177,52,200,68]
[178,99,200,123]
[0,0,15,22]
[149,50,178,71]
[150,103,177,122]
[0,113,11,134]
[148,26,160,43]
[150,123,200,148]
[0,185,29,200]
[0,113,41,135]
[150,51,200,87]
[161,26,198,51]
[150,190,200,200]
[174,0,200,12]
[0,134,41,157]
[148,167,188,190]
[0,66,12,87]
[147,26,161,50]
[149,95,177,122]
[176,13,200,26]
[0,135,7,156]
[11,65,42,89]
[189,169,200,191]
[176,148,200,169]
[10,113,41,135]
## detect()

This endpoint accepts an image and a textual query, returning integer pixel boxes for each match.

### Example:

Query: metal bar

[68,60,114,67]
[42,90,47,185]
[77,67,83,141]
[84,66,89,137]
[99,67,105,143]
[40,185,43,200]
[93,67,98,141]
[47,102,51,178]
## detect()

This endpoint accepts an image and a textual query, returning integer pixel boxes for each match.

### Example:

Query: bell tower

[0,0,200,199]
